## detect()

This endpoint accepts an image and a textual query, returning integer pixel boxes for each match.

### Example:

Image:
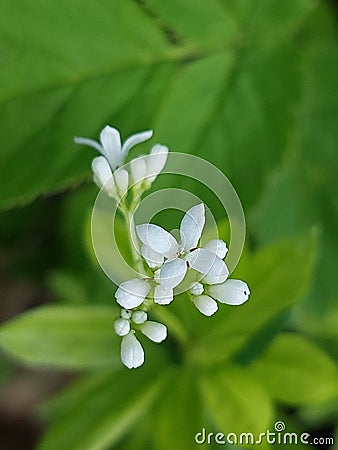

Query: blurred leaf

[248,333,338,405]
[0,0,315,211]
[200,366,273,439]
[39,365,167,450]
[47,270,89,304]
[222,0,315,42]
[0,305,119,369]
[154,368,208,450]
[193,231,316,366]
[0,0,169,209]
[144,0,237,45]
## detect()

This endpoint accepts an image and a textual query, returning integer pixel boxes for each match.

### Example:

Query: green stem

[124,208,146,276]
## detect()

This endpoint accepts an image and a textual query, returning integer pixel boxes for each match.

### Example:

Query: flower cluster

[76,125,250,369]
[75,126,168,200]
[114,203,250,368]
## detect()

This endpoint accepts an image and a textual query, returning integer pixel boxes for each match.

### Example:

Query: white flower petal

[100,126,122,170]
[180,204,205,251]
[122,130,153,157]
[189,282,204,296]
[114,168,129,197]
[92,157,116,193]
[74,136,103,153]
[159,258,187,289]
[130,156,147,185]
[115,279,151,309]
[187,248,229,284]
[136,224,178,258]
[140,321,167,343]
[132,310,148,324]
[203,239,228,259]
[154,269,161,284]
[141,245,164,269]
[121,332,144,369]
[193,295,218,317]
[146,144,169,182]
[114,318,130,336]
[154,285,174,305]
[208,279,250,305]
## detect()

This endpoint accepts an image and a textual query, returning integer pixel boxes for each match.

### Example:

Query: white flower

[137,204,229,303]
[192,295,218,317]
[115,278,151,309]
[75,125,153,171]
[114,318,130,336]
[208,279,250,305]
[130,144,168,187]
[203,239,228,259]
[189,279,249,316]
[189,282,204,296]
[120,308,132,319]
[140,321,167,343]
[121,332,144,369]
[132,310,148,324]
[154,284,174,305]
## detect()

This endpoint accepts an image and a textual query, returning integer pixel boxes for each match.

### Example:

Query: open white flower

[75,125,153,171]
[137,204,229,303]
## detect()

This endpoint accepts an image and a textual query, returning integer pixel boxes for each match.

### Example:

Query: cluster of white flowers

[114,203,250,368]
[75,125,250,369]
[75,125,168,200]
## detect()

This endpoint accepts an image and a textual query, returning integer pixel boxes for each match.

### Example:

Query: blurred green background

[0,0,337,449]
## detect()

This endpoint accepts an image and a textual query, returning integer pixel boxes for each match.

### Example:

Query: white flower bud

[132,310,148,324]
[120,309,132,319]
[189,282,204,296]
[140,321,167,343]
[114,318,130,336]
[115,279,151,309]
[121,332,144,369]
[208,279,250,305]
[192,295,218,317]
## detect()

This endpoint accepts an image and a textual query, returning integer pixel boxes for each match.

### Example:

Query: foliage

[0,0,337,449]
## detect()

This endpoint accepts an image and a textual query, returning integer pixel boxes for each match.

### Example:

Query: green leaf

[143,0,237,45]
[38,366,167,450]
[200,366,273,439]
[248,333,338,405]
[0,0,311,211]
[153,368,208,450]
[193,231,316,367]
[0,305,119,369]
[222,0,315,41]
[0,0,169,209]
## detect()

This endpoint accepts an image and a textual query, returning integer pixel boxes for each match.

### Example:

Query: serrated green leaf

[38,365,167,450]
[248,333,338,405]
[0,305,119,369]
